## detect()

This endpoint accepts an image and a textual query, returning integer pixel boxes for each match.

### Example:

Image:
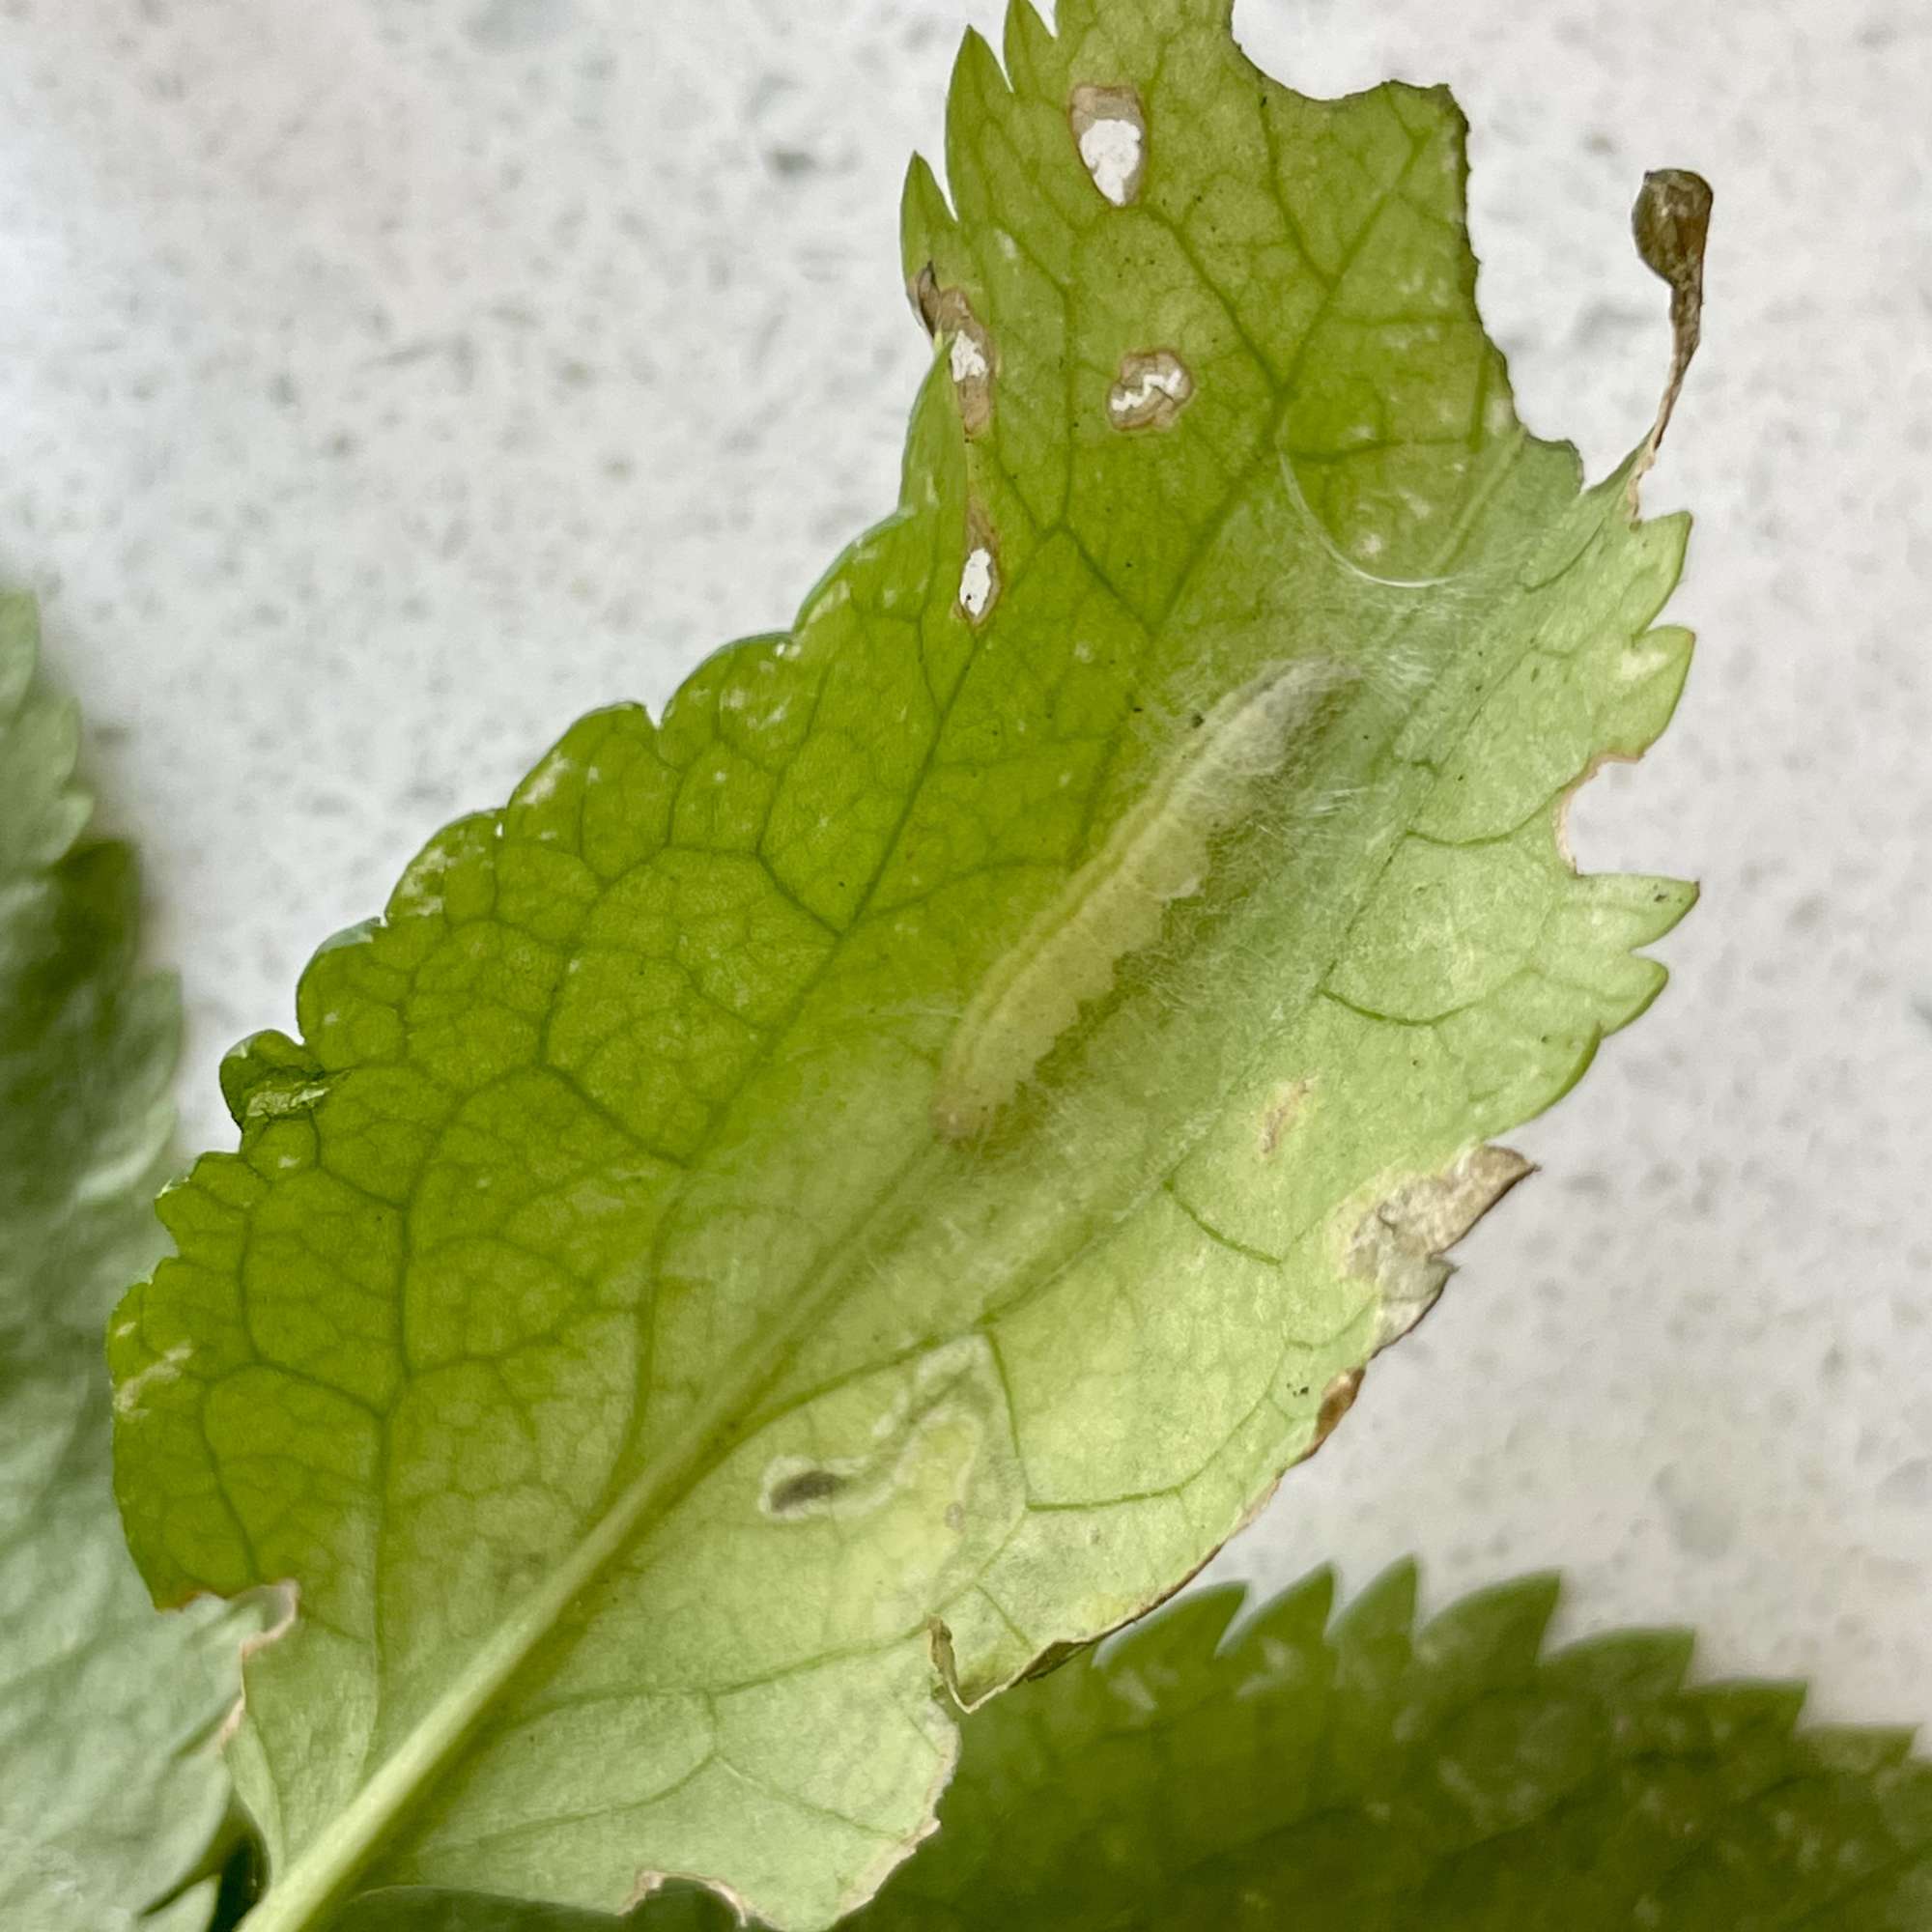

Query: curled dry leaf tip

[1628,166,1714,512]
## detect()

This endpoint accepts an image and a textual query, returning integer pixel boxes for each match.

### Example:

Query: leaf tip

[899,152,956,294]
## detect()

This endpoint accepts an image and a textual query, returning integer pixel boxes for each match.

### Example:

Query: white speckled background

[3,0,1927,1727]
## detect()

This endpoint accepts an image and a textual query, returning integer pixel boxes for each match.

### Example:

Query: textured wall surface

[2,0,1927,1730]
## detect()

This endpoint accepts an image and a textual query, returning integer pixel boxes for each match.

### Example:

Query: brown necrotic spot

[1068,82,1148,207]
[1287,1368,1366,1471]
[912,266,995,438]
[1348,1145,1534,1350]
[1259,1079,1312,1158]
[1108,349,1193,432]
[1312,1369,1363,1448]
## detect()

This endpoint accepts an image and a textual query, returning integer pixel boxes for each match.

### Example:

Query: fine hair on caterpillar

[931,656,1357,1142]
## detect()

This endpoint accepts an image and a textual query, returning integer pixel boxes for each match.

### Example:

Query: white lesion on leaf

[958,548,998,624]
[387,837,457,917]
[1108,349,1194,432]
[948,330,989,389]
[1068,82,1148,207]
[216,1578,300,1748]
[110,1343,192,1420]
[912,267,995,438]
[957,504,1000,626]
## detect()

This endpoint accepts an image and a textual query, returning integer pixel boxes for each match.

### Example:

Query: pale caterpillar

[931,656,1355,1141]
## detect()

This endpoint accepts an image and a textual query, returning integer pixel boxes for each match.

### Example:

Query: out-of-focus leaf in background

[0,591,248,1931]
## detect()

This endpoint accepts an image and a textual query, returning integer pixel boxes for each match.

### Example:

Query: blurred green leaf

[0,593,248,1930]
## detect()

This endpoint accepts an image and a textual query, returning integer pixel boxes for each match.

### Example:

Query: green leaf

[108,2,1698,1926]
[327,1570,1932,1932]
[0,592,246,1931]
[862,1569,1932,1930]
[334,1898,652,1932]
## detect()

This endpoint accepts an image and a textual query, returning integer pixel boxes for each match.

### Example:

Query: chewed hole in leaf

[1108,349,1193,431]
[1068,82,1147,206]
